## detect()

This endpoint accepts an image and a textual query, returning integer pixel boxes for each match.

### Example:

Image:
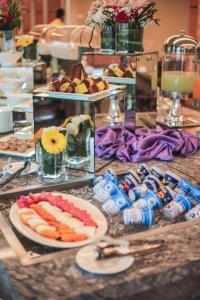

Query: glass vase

[116,23,129,53]
[101,24,115,53]
[116,23,144,53]
[37,143,66,182]
[129,24,144,53]
[22,42,37,66]
[66,129,91,165]
[0,30,15,51]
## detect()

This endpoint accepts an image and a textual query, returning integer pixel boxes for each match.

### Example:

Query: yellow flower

[16,35,34,48]
[41,128,67,154]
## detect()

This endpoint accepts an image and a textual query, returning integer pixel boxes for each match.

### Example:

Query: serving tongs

[95,237,165,260]
[0,159,31,188]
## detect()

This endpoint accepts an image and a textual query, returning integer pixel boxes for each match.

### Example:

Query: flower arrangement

[35,127,67,180]
[16,34,37,62]
[0,0,22,31]
[16,35,34,48]
[87,0,159,29]
[61,115,94,164]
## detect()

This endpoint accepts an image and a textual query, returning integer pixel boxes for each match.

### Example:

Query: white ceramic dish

[0,51,22,67]
[0,134,35,158]
[7,161,38,176]
[9,193,108,248]
[0,78,25,95]
[76,244,134,274]
[33,84,121,101]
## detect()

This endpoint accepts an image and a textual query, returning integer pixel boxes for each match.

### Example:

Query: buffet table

[0,152,200,300]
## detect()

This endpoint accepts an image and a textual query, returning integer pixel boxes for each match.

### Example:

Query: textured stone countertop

[0,153,200,300]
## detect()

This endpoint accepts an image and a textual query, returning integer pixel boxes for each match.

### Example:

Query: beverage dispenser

[160,30,198,127]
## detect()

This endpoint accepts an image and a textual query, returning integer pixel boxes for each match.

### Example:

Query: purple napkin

[95,124,200,162]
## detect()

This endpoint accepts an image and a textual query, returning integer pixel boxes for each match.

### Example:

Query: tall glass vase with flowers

[16,35,37,66]
[0,0,22,51]
[34,127,67,182]
[61,115,94,165]
[87,0,159,53]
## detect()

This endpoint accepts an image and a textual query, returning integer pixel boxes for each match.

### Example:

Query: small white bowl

[0,51,22,67]
[0,78,25,95]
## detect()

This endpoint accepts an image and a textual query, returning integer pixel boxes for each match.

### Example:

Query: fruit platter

[34,64,119,101]
[103,58,136,85]
[9,191,107,248]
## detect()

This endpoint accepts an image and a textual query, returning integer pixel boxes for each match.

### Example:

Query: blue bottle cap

[163,170,180,189]
[188,187,200,205]
[105,183,132,211]
[144,190,162,209]
[141,206,154,227]
[177,178,193,195]
[175,194,192,211]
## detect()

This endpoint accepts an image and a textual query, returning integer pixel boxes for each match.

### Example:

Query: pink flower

[0,0,8,10]
[129,0,147,8]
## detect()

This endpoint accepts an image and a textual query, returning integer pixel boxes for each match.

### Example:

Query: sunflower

[41,128,67,154]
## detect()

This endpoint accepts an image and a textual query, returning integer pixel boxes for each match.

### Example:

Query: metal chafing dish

[159,30,198,128]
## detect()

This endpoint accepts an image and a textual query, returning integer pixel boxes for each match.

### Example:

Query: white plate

[33,84,121,101]
[76,244,134,274]
[9,193,108,248]
[102,75,136,85]
[0,134,35,158]
[7,161,38,176]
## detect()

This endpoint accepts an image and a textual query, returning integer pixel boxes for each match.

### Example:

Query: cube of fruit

[103,80,109,90]
[75,83,88,94]
[82,79,90,88]
[126,67,136,78]
[113,67,124,77]
[66,85,74,93]
[73,78,81,85]
[88,77,94,86]
[94,77,102,83]
[88,84,99,94]
[104,68,109,75]
[59,82,70,92]
[61,75,71,84]
[96,81,105,91]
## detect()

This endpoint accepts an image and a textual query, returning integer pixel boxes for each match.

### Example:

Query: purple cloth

[95,124,200,162]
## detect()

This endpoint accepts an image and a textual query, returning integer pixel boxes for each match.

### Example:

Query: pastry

[75,83,88,94]
[59,82,70,92]
[103,59,136,78]
[48,64,109,94]
[71,63,87,81]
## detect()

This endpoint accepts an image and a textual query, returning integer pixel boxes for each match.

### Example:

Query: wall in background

[144,0,190,54]
[22,0,199,55]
